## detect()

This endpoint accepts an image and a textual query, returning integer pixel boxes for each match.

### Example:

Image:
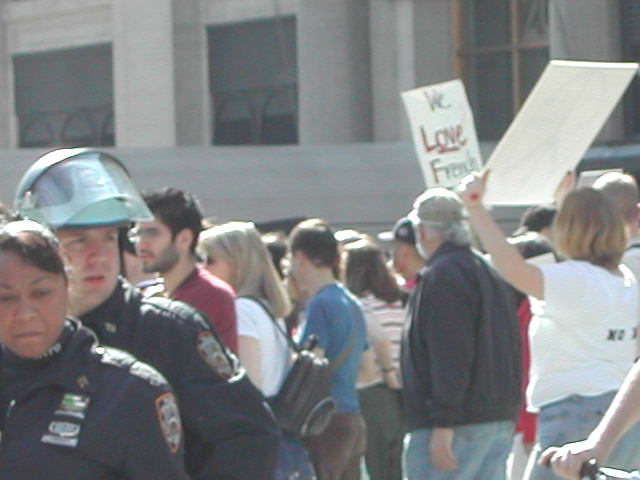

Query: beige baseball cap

[409,188,466,224]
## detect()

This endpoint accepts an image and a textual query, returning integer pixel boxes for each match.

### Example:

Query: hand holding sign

[553,171,576,206]
[457,171,490,208]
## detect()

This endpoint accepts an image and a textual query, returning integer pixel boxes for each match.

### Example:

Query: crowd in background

[2,147,640,480]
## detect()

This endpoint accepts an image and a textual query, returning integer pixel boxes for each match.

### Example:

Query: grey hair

[416,219,470,246]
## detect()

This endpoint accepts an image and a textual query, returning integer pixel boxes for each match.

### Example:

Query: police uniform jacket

[0,320,188,480]
[80,279,279,480]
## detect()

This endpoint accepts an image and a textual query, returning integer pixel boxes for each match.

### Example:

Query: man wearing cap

[384,217,424,293]
[401,188,521,480]
[15,148,280,480]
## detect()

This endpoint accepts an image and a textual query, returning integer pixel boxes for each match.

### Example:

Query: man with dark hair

[15,149,279,480]
[134,187,238,352]
[288,218,368,480]
[508,205,557,260]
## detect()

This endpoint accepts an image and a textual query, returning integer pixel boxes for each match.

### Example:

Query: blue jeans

[275,433,316,480]
[402,420,514,480]
[524,391,640,480]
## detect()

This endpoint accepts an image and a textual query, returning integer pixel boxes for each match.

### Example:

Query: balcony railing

[17,105,114,148]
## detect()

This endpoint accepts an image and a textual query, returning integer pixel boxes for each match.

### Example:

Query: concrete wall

[1,143,424,233]
[0,0,633,149]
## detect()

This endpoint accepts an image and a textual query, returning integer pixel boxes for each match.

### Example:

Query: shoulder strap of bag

[238,296,301,353]
[239,295,358,373]
[326,300,359,374]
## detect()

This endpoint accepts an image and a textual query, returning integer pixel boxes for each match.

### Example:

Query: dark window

[458,0,549,140]
[208,17,298,145]
[14,44,114,148]
[621,0,640,139]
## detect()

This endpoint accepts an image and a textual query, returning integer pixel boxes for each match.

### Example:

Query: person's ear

[293,250,307,267]
[417,222,427,243]
[175,229,193,252]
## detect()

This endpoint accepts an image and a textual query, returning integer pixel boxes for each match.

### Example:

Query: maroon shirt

[171,265,238,353]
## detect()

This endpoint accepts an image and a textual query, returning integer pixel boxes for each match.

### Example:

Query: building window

[621,0,640,139]
[208,17,298,145]
[457,0,549,140]
[14,44,114,148]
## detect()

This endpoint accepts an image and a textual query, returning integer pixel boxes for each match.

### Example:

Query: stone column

[550,0,625,141]
[172,0,209,145]
[113,0,208,146]
[0,0,14,148]
[297,0,372,144]
[369,0,415,141]
[412,0,456,88]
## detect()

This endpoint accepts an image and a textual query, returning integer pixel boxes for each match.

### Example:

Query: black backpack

[241,297,355,438]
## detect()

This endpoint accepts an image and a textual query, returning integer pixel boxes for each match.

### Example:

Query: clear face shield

[16,153,153,229]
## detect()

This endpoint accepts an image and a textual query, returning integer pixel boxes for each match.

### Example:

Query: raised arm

[457,173,544,299]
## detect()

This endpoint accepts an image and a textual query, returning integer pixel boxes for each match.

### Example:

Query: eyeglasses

[127,226,162,243]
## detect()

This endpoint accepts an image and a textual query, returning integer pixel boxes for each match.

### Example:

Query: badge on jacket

[42,393,90,448]
[55,393,91,419]
[196,331,234,379]
[155,393,182,453]
[42,421,82,448]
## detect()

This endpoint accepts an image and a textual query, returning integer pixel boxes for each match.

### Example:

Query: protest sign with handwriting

[402,79,482,188]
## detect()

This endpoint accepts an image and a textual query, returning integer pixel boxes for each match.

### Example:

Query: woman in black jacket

[0,219,188,480]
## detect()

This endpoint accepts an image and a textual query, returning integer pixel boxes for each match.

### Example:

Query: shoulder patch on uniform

[98,346,168,387]
[97,346,136,369]
[129,360,168,387]
[196,331,235,379]
[155,392,182,453]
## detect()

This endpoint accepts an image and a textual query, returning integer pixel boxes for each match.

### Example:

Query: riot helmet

[15,148,153,229]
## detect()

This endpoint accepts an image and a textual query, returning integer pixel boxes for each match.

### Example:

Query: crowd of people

[1,146,640,480]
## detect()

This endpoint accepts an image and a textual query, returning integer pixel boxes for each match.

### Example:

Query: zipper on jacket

[0,399,16,448]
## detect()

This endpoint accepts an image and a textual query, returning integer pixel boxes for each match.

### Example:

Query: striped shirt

[360,294,406,370]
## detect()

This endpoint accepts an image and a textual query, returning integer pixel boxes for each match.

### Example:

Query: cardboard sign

[402,79,482,188]
[483,60,639,205]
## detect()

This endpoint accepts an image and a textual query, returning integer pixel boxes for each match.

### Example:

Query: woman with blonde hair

[197,221,315,480]
[457,176,640,480]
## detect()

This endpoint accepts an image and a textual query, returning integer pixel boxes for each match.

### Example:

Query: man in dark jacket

[14,148,280,480]
[401,187,521,480]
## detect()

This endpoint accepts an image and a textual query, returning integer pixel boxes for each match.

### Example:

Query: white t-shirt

[527,260,639,411]
[236,297,290,398]
[623,238,640,284]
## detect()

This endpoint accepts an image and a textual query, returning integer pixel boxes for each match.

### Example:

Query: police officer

[15,148,280,480]
[0,219,189,479]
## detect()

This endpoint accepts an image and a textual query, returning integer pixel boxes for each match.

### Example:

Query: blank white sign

[483,60,638,206]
